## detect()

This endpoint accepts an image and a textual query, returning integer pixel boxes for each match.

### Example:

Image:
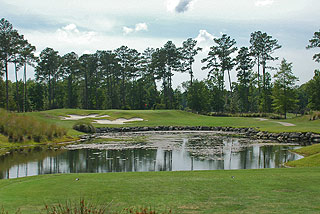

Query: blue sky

[1,0,319,88]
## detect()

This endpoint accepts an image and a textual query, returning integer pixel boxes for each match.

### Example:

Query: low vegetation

[0,109,67,143]
[0,168,319,213]
[73,121,96,133]
[310,111,320,121]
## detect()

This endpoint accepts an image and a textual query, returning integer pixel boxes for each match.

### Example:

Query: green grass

[286,144,320,167]
[0,168,320,213]
[24,109,320,135]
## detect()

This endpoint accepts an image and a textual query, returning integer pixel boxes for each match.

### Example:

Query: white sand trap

[276,122,296,127]
[256,118,269,121]
[93,117,144,125]
[60,114,110,120]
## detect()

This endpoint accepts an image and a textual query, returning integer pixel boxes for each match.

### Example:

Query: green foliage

[202,34,238,93]
[0,108,66,142]
[73,121,96,133]
[305,70,320,110]
[272,59,299,118]
[306,30,320,63]
[186,80,210,113]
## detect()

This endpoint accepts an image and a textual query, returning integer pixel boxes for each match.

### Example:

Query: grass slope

[0,168,320,213]
[286,144,320,167]
[25,109,320,135]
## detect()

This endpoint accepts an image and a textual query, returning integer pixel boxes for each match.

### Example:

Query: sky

[1,0,319,88]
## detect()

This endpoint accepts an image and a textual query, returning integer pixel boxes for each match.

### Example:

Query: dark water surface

[0,133,303,179]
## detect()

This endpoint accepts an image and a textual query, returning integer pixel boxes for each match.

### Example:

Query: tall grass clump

[44,199,109,214]
[44,199,172,214]
[0,109,67,143]
[310,111,320,121]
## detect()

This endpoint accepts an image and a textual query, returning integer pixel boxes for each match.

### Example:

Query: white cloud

[56,24,96,44]
[123,23,148,35]
[166,0,197,13]
[195,30,215,43]
[255,0,274,7]
[195,30,216,52]
[123,26,134,35]
[135,23,148,32]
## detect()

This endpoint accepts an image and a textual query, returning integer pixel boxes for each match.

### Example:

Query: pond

[0,132,303,179]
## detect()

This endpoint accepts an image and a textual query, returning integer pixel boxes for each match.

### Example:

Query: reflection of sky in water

[0,137,303,179]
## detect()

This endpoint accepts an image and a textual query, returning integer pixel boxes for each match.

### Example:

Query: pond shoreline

[95,126,320,145]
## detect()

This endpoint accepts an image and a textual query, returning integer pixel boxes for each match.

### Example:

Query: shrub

[73,121,96,133]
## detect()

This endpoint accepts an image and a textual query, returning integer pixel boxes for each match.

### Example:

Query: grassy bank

[24,109,320,135]
[0,168,319,213]
[0,109,76,156]
[286,144,320,167]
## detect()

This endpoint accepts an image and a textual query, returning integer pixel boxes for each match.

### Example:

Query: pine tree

[272,59,299,118]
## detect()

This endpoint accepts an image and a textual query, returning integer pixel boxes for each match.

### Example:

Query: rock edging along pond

[95,126,320,145]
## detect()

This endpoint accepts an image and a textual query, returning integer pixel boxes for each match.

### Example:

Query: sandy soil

[256,118,269,121]
[60,114,110,120]
[255,118,296,126]
[276,122,296,127]
[93,118,144,125]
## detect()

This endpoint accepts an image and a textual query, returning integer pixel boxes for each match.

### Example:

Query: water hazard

[0,132,303,179]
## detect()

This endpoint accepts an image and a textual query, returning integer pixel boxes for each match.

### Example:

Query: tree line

[1,18,320,118]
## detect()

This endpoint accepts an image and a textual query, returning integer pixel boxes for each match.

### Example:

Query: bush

[73,121,96,133]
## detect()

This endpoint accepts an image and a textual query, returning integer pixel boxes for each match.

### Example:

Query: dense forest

[1,18,320,117]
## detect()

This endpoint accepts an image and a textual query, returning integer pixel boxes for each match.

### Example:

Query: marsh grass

[0,109,67,143]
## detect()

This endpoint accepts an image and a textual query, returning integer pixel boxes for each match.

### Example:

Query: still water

[0,133,302,179]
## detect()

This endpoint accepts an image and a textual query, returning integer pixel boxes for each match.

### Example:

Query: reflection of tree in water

[0,136,302,179]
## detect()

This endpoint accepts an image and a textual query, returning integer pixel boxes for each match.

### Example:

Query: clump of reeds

[44,199,110,214]
[310,111,320,121]
[0,109,67,143]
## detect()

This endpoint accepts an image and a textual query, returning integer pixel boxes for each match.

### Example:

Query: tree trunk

[262,61,266,112]
[84,70,88,109]
[48,74,51,109]
[68,75,72,108]
[227,69,232,93]
[14,61,20,112]
[5,59,9,110]
[189,60,193,87]
[23,63,27,112]
[257,56,260,93]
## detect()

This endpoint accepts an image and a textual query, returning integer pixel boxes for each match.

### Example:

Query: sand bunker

[93,118,144,125]
[60,114,110,120]
[256,118,269,121]
[276,122,296,127]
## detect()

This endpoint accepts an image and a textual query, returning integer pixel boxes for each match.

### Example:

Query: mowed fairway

[24,109,320,135]
[0,168,320,213]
